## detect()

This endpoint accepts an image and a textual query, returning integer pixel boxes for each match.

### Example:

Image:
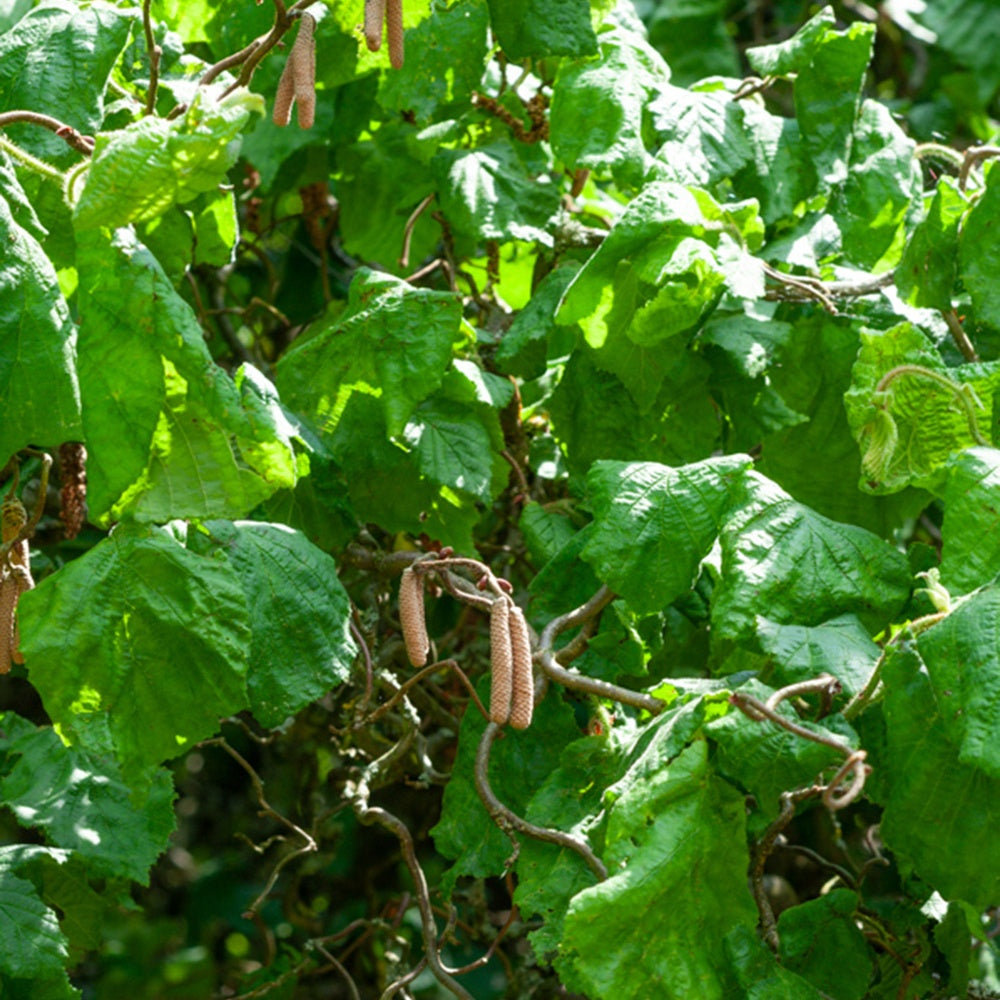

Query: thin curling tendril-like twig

[474,723,608,881]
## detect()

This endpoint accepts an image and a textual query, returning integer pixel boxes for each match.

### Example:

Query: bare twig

[399,193,435,269]
[0,111,94,156]
[942,307,979,362]
[142,0,162,115]
[474,722,608,880]
[959,145,1000,191]
[363,658,491,726]
[764,675,840,713]
[730,692,854,758]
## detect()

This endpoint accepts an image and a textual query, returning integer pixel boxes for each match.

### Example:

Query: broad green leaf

[487,0,596,59]
[275,267,461,440]
[547,350,719,472]
[556,739,755,999]
[0,193,82,459]
[959,163,1000,332]
[330,393,480,551]
[192,189,238,268]
[845,323,1000,493]
[648,84,754,187]
[528,522,602,618]
[518,501,578,569]
[913,0,1000,95]
[376,0,489,122]
[0,1,135,166]
[830,100,921,271]
[778,890,873,999]
[753,614,879,696]
[189,521,357,728]
[912,583,1000,778]
[0,715,175,883]
[896,177,965,310]
[757,314,928,533]
[433,141,560,245]
[0,149,44,238]
[724,925,825,999]
[431,684,581,893]
[748,8,873,189]
[549,20,669,188]
[0,846,72,984]
[878,645,1000,909]
[581,455,752,615]
[640,0,739,86]
[18,522,250,781]
[711,471,911,642]
[556,182,762,352]
[940,447,1000,594]
[74,91,261,231]
[495,263,580,379]
[76,230,299,520]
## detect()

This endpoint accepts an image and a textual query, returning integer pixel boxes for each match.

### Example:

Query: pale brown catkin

[508,605,534,730]
[291,13,316,129]
[489,598,513,725]
[399,567,429,667]
[0,574,24,673]
[364,0,387,51]
[59,442,87,540]
[386,0,404,69]
[272,57,295,126]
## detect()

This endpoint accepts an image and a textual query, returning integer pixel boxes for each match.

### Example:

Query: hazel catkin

[273,13,316,129]
[489,598,513,725]
[386,0,404,69]
[364,0,387,51]
[399,566,429,667]
[59,442,87,541]
[0,573,25,673]
[508,605,534,730]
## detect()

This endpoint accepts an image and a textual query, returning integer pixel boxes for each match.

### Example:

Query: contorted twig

[0,111,95,156]
[473,722,607,880]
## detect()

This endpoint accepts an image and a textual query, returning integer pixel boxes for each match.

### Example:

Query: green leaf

[747,8,873,189]
[76,230,299,521]
[518,501,578,569]
[845,323,1000,493]
[18,522,250,781]
[878,645,1000,909]
[376,0,489,123]
[913,0,1000,96]
[276,267,461,440]
[940,447,1000,595]
[556,739,755,999]
[189,521,357,728]
[556,182,762,352]
[581,455,752,615]
[487,0,596,59]
[711,471,912,642]
[74,90,261,231]
[724,925,825,999]
[0,0,135,166]
[753,614,879,696]
[959,163,1000,332]
[641,0,739,86]
[707,681,851,825]
[911,583,1000,778]
[777,890,873,999]
[0,193,82,459]
[431,685,582,891]
[433,141,560,245]
[830,99,921,271]
[896,177,965,310]
[0,715,176,883]
[549,20,669,188]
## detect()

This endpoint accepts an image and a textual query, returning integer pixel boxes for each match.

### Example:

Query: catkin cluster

[273,12,317,129]
[490,597,534,730]
[364,0,405,69]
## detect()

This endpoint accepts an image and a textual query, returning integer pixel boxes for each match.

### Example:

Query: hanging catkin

[0,575,20,673]
[59,442,87,540]
[386,0,404,69]
[399,566,429,667]
[273,13,317,128]
[1,496,30,673]
[489,598,513,725]
[508,605,534,730]
[364,0,387,51]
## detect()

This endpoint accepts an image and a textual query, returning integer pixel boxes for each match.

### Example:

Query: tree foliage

[1,0,999,997]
